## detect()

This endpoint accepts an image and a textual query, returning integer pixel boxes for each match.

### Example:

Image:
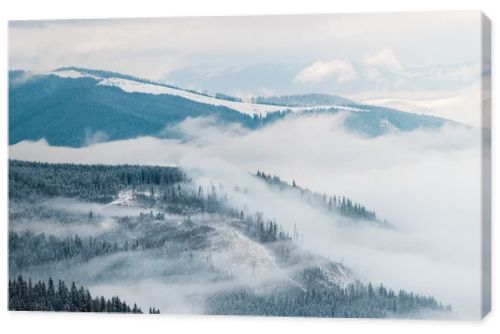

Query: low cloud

[347,84,482,127]
[84,129,110,146]
[294,59,356,84]
[10,114,483,318]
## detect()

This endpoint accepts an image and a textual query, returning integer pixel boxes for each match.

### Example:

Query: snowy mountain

[28,67,348,115]
[9,67,451,147]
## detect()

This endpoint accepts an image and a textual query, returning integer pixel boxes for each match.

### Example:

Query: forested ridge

[208,282,449,318]
[9,69,449,147]
[256,171,383,224]
[9,160,451,317]
[252,93,353,107]
[9,159,186,202]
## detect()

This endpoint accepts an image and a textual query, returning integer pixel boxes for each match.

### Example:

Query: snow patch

[45,69,366,116]
[210,228,279,277]
[50,69,99,80]
[106,189,135,207]
[98,77,311,116]
[379,118,399,133]
[320,263,354,287]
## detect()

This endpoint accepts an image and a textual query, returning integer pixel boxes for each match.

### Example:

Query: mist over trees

[208,281,449,318]
[10,232,133,270]
[256,171,381,224]
[8,160,450,318]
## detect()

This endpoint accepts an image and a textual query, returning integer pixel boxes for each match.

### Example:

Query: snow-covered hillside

[49,69,364,116]
[9,68,452,147]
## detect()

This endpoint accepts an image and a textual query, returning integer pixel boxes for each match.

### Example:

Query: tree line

[9,160,186,203]
[207,280,450,318]
[256,171,381,223]
[9,275,160,314]
[9,161,298,245]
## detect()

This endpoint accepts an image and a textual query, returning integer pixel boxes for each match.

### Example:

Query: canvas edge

[480,11,492,319]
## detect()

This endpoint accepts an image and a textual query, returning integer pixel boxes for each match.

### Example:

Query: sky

[9,12,484,101]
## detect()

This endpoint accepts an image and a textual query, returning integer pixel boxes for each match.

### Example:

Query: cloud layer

[10,114,483,318]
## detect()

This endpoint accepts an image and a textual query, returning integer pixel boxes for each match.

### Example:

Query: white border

[1,1,498,333]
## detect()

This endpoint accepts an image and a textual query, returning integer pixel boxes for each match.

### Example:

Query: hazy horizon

[9,12,486,125]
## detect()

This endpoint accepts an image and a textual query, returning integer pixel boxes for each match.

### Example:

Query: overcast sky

[9,12,483,97]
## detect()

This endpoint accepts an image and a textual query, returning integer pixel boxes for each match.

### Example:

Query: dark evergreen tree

[8,276,160,314]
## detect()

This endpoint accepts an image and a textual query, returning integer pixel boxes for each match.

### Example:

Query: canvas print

[8,12,491,319]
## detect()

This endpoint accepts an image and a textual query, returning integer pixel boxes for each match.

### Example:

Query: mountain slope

[10,68,452,147]
[255,171,388,226]
[9,160,450,317]
[9,70,258,147]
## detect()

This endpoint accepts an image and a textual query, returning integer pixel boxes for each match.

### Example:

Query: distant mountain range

[9,67,451,147]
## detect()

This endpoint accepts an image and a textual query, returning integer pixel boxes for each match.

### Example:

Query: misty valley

[9,160,450,317]
[8,12,490,321]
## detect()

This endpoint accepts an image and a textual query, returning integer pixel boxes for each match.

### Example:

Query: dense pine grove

[10,232,128,269]
[9,275,155,313]
[208,283,449,318]
[9,160,186,203]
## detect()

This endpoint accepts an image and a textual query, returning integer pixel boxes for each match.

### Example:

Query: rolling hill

[9,68,451,147]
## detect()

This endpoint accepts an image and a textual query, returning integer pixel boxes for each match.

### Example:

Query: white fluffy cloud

[363,48,403,72]
[294,59,356,84]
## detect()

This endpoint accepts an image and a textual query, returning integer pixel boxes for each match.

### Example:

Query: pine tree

[9,276,154,313]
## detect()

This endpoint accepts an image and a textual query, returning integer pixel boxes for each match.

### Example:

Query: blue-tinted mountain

[9,68,451,147]
[9,70,257,147]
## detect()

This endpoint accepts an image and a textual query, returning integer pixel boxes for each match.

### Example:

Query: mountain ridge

[10,68,453,148]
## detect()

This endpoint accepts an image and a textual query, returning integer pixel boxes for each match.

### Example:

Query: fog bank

[10,114,483,318]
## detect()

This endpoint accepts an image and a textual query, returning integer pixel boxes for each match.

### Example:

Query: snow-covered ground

[48,69,97,79]
[210,228,279,277]
[47,69,365,116]
[105,189,136,206]
[191,216,353,290]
